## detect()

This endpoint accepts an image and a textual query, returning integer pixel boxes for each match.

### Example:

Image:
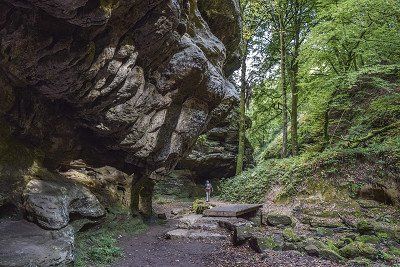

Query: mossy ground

[219,138,400,204]
[75,207,147,267]
[218,136,400,265]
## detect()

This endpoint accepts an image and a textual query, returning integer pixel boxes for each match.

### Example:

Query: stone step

[178,214,253,231]
[165,229,229,240]
[204,204,263,217]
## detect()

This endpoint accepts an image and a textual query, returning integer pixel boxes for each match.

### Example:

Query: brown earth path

[111,200,342,267]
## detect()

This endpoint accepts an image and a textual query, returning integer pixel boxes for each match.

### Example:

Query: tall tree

[278,8,288,158]
[301,0,400,147]
[236,41,248,175]
[236,0,267,174]
[266,0,290,158]
[287,0,315,155]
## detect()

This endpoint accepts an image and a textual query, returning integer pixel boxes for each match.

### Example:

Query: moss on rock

[265,213,294,227]
[319,248,345,263]
[282,228,302,243]
[257,237,281,250]
[355,235,380,244]
[348,257,372,267]
[340,241,377,259]
[357,220,376,235]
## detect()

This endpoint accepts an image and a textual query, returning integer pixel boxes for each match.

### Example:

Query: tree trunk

[323,108,330,149]
[236,44,248,175]
[290,66,299,156]
[279,13,288,158]
[290,1,301,156]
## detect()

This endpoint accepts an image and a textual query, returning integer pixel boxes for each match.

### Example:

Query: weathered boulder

[319,248,345,263]
[60,160,133,208]
[23,179,105,230]
[305,244,320,257]
[178,110,254,180]
[0,220,74,267]
[340,241,377,259]
[0,121,42,219]
[264,213,294,227]
[0,0,241,176]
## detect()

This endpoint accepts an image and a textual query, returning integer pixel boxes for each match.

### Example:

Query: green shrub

[219,144,400,204]
[192,199,210,214]
[85,235,122,265]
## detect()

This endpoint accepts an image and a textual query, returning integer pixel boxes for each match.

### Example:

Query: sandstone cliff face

[178,110,254,180]
[0,0,241,176]
[0,1,241,265]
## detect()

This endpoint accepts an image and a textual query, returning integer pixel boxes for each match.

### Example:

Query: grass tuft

[75,206,147,267]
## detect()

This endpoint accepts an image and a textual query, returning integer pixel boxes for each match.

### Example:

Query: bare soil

[111,201,342,267]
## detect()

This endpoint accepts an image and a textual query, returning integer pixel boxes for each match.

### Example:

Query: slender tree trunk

[279,14,288,158]
[290,66,299,156]
[323,108,330,149]
[290,2,301,156]
[236,44,248,175]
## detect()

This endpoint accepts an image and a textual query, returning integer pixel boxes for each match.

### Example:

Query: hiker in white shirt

[205,180,213,202]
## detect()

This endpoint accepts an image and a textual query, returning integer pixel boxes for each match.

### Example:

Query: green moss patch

[282,228,302,243]
[340,241,377,259]
[258,237,281,250]
[355,235,380,244]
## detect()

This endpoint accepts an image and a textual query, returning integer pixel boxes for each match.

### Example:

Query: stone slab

[204,204,263,217]
[178,214,252,230]
[0,220,74,267]
[165,229,228,240]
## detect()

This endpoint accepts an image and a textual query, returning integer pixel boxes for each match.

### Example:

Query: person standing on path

[205,180,213,202]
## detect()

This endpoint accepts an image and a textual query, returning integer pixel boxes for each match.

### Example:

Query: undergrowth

[75,206,147,267]
[219,137,400,203]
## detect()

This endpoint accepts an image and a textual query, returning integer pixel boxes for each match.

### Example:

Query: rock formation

[23,179,105,230]
[0,0,241,213]
[178,110,254,180]
[59,160,134,208]
[0,220,75,266]
[0,0,242,265]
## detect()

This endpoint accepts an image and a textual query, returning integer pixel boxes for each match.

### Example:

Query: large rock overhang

[0,0,242,174]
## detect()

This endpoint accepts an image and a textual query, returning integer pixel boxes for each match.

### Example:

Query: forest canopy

[235,0,400,163]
